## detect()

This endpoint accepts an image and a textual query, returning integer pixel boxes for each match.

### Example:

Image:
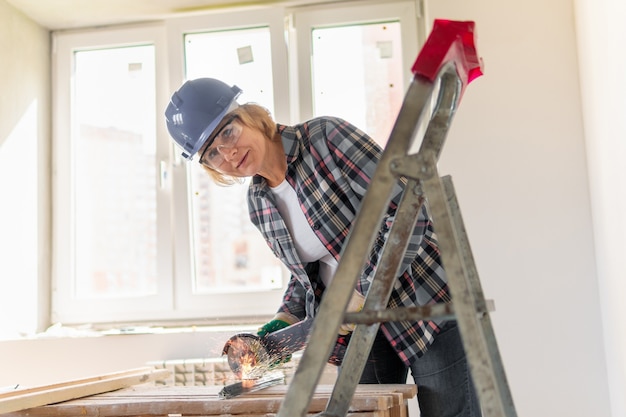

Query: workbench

[3,384,416,417]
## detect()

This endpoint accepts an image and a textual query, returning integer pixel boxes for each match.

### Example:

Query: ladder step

[343,300,495,324]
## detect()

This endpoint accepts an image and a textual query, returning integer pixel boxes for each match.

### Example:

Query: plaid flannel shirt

[247,116,450,365]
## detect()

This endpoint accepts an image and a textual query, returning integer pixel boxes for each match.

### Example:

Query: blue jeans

[356,321,481,417]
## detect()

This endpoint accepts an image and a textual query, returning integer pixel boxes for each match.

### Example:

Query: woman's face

[198,117,268,178]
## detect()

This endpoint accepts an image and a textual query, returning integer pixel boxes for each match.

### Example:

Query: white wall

[0,327,246,386]
[0,0,50,339]
[574,0,626,416]
[425,0,612,416]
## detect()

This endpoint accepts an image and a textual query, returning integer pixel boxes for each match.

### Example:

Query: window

[165,9,290,319]
[52,1,422,325]
[53,25,174,324]
[73,45,158,299]
[310,22,404,147]
[184,27,284,294]
[293,2,419,146]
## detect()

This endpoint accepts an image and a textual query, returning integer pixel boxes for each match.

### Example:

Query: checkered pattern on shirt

[248,117,450,365]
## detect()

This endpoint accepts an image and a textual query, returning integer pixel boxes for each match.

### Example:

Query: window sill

[0,322,263,342]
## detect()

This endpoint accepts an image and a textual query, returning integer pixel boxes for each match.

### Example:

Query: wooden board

[0,367,171,415]
[2,384,416,417]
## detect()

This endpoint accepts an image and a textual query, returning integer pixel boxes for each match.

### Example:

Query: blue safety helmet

[165,78,242,160]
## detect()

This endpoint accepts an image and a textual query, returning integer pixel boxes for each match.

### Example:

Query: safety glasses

[199,116,242,169]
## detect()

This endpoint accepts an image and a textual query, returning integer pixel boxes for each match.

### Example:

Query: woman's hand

[257,319,293,367]
[257,319,291,337]
[338,290,366,335]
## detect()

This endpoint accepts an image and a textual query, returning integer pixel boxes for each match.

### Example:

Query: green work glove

[257,319,291,337]
[257,319,292,367]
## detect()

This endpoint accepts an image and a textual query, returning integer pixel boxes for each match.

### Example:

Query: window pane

[189,178,283,293]
[73,45,158,299]
[184,27,284,293]
[311,22,404,147]
[185,27,275,111]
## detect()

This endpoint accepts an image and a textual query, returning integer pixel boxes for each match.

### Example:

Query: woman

[165,78,481,417]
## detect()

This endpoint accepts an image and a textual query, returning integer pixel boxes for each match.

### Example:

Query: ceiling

[6,0,334,31]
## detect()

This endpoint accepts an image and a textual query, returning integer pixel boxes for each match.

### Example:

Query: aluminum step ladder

[277,20,518,417]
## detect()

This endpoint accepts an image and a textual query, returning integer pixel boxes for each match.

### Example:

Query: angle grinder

[222,318,313,379]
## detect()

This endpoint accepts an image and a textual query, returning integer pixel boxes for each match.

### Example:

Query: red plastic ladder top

[411,19,484,94]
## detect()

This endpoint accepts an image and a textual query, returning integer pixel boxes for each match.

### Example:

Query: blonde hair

[200,103,277,186]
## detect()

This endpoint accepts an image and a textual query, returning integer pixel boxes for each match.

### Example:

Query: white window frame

[289,1,421,123]
[51,1,423,326]
[52,23,175,324]
[165,8,291,318]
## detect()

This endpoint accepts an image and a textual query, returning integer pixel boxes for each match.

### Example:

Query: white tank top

[270,179,338,286]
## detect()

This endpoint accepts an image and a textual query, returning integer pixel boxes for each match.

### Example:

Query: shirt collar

[277,123,301,164]
[251,123,299,190]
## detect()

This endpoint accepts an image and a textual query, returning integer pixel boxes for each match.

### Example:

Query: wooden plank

[0,368,157,400]
[3,385,413,417]
[2,384,414,417]
[87,384,416,400]
[169,414,381,417]
[3,394,394,416]
[0,368,170,415]
[341,384,417,399]
[388,393,404,417]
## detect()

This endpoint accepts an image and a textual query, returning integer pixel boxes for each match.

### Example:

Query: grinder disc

[222,333,271,379]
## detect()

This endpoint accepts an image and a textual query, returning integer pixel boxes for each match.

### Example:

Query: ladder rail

[419,156,508,417]
[276,60,444,417]
[322,59,469,417]
[441,177,517,417]
[322,178,425,417]
[274,86,428,417]
[275,19,518,417]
